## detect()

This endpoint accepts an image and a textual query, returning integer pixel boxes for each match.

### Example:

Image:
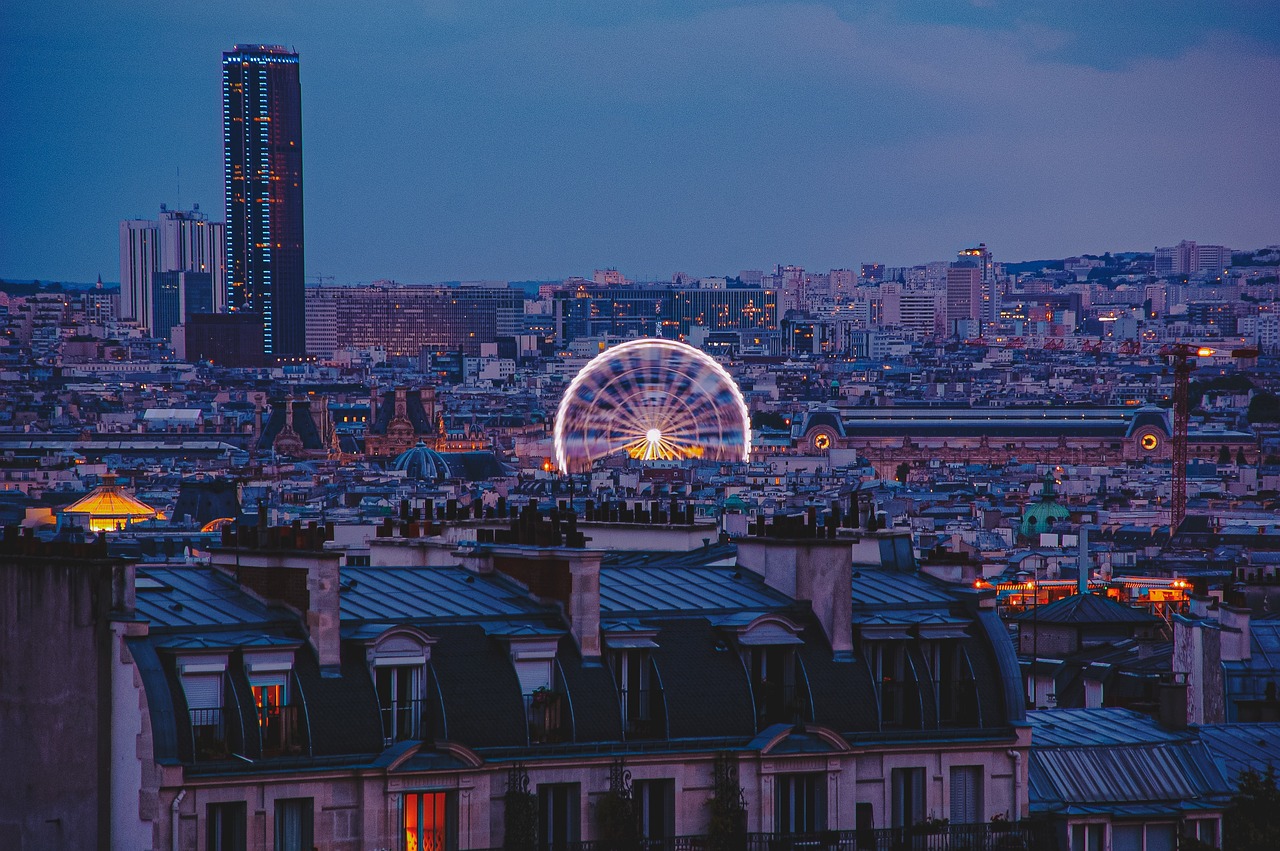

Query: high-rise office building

[119,219,159,329]
[946,264,982,337]
[118,205,225,337]
[958,243,995,329]
[223,44,305,356]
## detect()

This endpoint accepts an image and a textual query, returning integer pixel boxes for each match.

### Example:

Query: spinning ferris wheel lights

[553,338,750,473]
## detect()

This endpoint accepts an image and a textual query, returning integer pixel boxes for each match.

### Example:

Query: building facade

[40,513,1041,851]
[119,206,224,335]
[553,286,778,344]
[223,44,306,356]
[307,284,525,358]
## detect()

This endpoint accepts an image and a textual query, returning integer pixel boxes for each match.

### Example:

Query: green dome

[1021,475,1071,539]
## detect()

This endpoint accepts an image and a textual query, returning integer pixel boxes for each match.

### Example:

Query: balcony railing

[257,703,306,757]
[744,824,1049,851]
[619,687,664,738]
[525,689,568,744]
[189,707,228,761]
[461,824,1049,851]
[756,682,810,727]
[380,697,429,745]
[880,680,921,729]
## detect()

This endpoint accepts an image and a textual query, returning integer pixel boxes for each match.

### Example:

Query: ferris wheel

[554,338,751,473]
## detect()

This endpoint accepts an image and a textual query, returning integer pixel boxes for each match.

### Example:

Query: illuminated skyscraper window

[223,44,305,356]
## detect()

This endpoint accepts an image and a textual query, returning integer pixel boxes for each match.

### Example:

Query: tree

[1238,448,1249,466]
[1219,446,1233,465]
[1222,767,1280,851]
[895,461,911,483]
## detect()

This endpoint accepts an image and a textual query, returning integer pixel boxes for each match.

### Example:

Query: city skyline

[3,3,1279,282]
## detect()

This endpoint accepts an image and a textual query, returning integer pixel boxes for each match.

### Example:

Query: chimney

[212,527,343,670]
[369,385,379,427]
[736,527,854,660]
[567,551,602,660]
[1218,604,1252,663]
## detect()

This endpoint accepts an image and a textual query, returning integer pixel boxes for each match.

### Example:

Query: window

[538,784,580,851]
[376,664,424,744]
[873,645,921,729]
[1070,822,1104,851]
[855,803,875,851]
[1187,818,1219,848]
[745,645,803,726]
[610,648,661,737]
[404,792,455,851]
[934,644,980,726]
[274,798,313,851]
[634,779,674,840]
[891,768,925,829]
[949,766,983,825]
[776,773,826,833]
[182,670,227,759]
[250,675,299,756]
[208,802,246,851]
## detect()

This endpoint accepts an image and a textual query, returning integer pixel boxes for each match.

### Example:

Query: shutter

[182,673,222,710]
[249,673,286,690]
[1111,824,1142,851]
[949,766,980,824]
[515,659,551,695]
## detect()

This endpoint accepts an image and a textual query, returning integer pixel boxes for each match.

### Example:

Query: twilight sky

[2,1,1278,284]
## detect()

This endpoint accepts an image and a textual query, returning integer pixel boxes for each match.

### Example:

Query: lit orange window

[404,792,449,851]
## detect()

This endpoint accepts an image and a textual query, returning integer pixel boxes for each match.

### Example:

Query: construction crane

[1160,343,1259,531]
[1160,343,1208,531]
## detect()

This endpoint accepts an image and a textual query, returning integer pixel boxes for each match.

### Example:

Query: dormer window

[245,650,302,757]
[504,635,568,744]
[730,615,808,728]
[365,627,435,747]
[178,656,228,760]
[603,629,664,739]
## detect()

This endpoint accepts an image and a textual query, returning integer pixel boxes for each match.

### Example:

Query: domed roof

[393,441,452,482]
[1020,474,1071,538]
[64,477,160,532]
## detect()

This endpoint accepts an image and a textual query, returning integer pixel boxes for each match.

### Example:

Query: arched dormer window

[724,614,810,728]
[364,626,436,746]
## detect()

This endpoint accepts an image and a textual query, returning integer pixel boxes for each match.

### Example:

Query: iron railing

[619,687,664,738]
[525,690,568,744]
[464,824,1048,851]
[257,703,306,757]
[380,697,429,745]
[189,707,228,760]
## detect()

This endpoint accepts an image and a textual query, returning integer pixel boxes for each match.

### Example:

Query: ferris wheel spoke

[554,339,750,472]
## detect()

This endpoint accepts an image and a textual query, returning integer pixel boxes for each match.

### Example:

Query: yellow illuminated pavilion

[64,478,161,532]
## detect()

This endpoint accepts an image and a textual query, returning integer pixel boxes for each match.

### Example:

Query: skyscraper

[223,44,305,356]
[118,205,225,337]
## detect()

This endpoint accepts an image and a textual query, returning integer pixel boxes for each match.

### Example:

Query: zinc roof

[339,565,552,623]
[851,569,958,609]
[600,563,793,615]
[1028,709,1230,815]
[1197,723,1280,783]
[135,565,283,629]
